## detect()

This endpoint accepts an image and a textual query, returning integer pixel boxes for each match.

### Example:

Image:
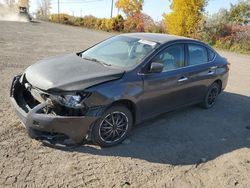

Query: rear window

[188,44,208,66]
[208,49,216,61]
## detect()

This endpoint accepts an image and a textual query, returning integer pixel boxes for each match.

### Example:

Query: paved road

[0,21,249,187]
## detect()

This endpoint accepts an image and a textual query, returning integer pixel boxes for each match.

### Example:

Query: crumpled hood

[24,54,124,91]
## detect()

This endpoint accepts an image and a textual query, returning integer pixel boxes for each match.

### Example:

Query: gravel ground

[0,21,250,188]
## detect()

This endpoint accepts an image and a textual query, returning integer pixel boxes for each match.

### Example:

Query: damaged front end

[10,75,102,147]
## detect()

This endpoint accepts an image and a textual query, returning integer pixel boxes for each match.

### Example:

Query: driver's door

[141,44,190,118]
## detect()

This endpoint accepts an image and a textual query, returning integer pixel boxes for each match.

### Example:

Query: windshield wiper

[82,57,112,67]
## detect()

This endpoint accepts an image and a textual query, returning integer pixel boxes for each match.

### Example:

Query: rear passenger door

[183,43,218,103]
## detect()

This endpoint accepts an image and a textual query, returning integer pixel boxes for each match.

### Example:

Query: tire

[92,105,133,147]
[200,82,220,109]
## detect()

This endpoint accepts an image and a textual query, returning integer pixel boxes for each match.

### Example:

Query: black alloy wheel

[200,82,220,109]
[99,111,128,143]
[92,105,133,147]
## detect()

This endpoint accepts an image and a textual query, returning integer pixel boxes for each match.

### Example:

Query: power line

[54,0,114,21]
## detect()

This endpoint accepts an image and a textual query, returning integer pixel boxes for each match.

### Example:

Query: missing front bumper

[10,75,99,146]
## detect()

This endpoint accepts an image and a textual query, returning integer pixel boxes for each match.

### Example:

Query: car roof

[120,33,197,44]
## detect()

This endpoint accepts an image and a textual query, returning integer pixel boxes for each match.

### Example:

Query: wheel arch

[213,79,222,93]
[107,99,137,124]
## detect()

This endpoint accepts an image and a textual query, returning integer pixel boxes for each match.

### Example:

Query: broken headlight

[51,92,90,109]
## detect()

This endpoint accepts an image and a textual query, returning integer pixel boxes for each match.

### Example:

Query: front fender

[84,72,143,121]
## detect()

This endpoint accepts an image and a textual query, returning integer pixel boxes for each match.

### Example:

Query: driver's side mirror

[150,62,163,73]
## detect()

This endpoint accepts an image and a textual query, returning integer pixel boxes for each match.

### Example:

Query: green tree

[199,9,231,45]
[200,0,250,43]
[163,0,206,37]
[229,0,250,25]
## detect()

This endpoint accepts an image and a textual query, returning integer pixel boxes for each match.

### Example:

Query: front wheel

[200,82,220,109]
[92,105,133,147]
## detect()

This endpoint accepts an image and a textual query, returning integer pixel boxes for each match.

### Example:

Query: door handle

[178,77,188,82]
[207,66,217,75]
[207,70,215,75]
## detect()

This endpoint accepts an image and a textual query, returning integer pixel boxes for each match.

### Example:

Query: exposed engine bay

[15,75,89,117]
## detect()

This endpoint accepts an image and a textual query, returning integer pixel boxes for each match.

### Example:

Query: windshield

[81,36,159,68]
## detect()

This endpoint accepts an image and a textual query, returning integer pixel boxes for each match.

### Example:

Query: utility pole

[58,0,60,23]
[110,0,114,18]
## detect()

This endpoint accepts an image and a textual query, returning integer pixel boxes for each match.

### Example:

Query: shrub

[50,13,72,24]
[111,15,124,32]
[144,21,165,33]
[123,13,154,32]
[212,26,250,54]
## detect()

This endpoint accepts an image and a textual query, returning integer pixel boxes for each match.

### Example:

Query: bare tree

[4,0,16,7]
[37,0,51,18]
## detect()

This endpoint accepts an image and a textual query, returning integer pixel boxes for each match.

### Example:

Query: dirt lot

[0,21,250,188]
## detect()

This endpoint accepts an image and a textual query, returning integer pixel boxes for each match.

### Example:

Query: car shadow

[30,20,40,24]
[62,91,250,165]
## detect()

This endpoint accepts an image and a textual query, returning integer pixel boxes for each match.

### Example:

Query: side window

[152,44,185,72]
[188,44,208,66]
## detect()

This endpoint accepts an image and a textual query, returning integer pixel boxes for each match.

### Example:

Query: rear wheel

[200,82,220,109]
[92,105,133,147]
